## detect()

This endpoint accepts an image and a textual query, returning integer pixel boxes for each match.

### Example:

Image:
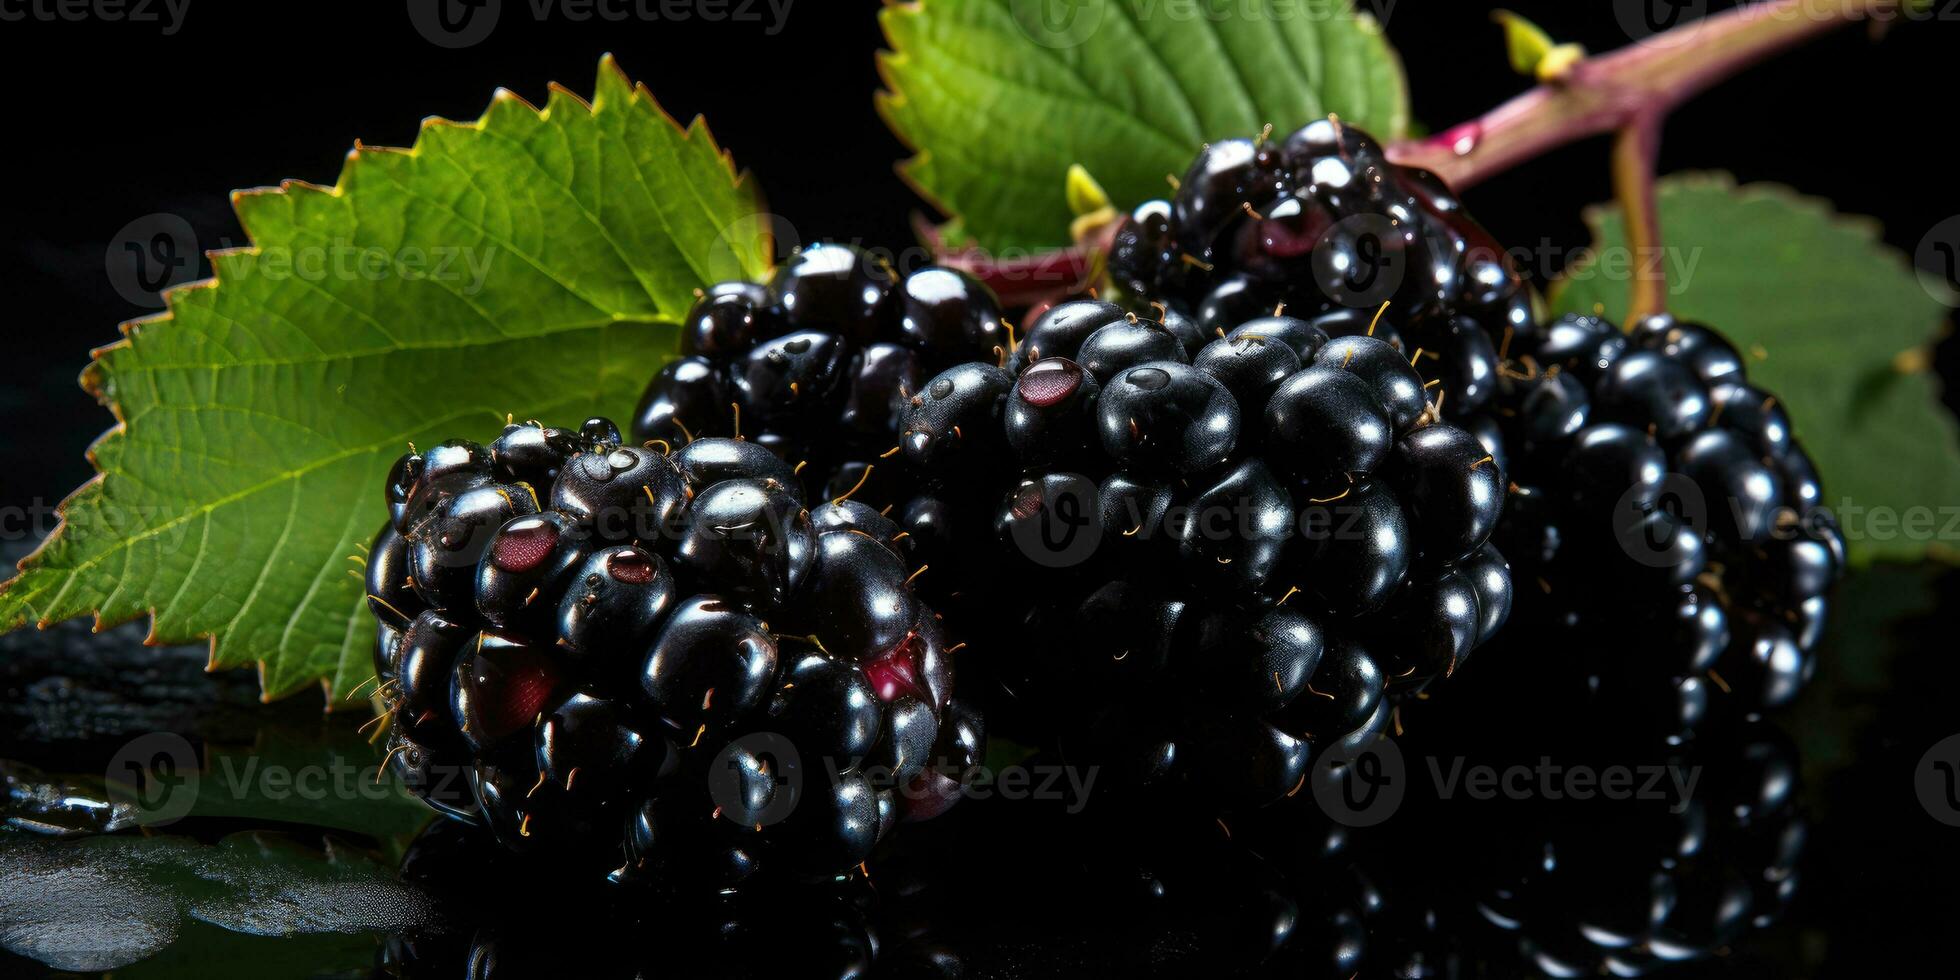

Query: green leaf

[0,56,770,701]
[878,0,1409,252]
[1552,174,1960,567]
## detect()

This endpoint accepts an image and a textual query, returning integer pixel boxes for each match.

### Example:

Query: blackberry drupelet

[1102,116,1838,734]
[631,241,1004,505]
[891,294,1512,810]
[1474,311,1844,732]
[1104,117,1534,424]
[365,420,981,887]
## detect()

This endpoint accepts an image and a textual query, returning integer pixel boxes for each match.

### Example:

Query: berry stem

[1613,111,1667,321]
[1386,0,1904,189]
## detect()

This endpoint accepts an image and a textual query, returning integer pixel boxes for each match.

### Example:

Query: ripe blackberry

[365,422,980,887]
[1104,117,1533,426]
[1473,312,1843,731]
[631,242,1006,507]
[889,294,1511,810]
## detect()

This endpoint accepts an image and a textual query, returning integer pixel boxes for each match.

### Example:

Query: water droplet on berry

[1124,367,1172,391]
[490,516,559,572]
[929,377,955,399]
[607,550,658,585]
[1017,358,1084,408]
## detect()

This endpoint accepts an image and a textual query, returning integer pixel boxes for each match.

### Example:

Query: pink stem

[1386,0,1900,189]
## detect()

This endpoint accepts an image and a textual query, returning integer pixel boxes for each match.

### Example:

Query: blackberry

[888,298,1510,811]
[1102,117,1837,735]
[365,423,980,887]
[1105,117,1533,425]
[628,242,1013,510]
[1472,312,1843,730]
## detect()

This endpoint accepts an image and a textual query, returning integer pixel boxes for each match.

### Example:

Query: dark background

[0,3,1955,975]
[1,0,1954,527]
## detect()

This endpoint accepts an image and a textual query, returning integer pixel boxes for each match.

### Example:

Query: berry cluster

[1106,116,1531,431]
[890,295,1512,808]
[1099,115,1839,734]
[365,419,980,886]
[631,242,1004,505]
[1461,724,1806,975]
[1482,312,1844,732]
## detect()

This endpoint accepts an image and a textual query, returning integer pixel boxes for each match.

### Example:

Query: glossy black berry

[475,511,589,632]
[535,692,657,798]
[1097,362,1241,474]
[764,648,882,768]
[1373,568,1481,687]
[681,280,776,358]
[840,343,921,440]
[1009,299,1127,373]
[1592,349,1711,439]
[734,330,852,423]
[802,530,917,662]
[556,545,677,663]
[488,420,583,489]
[1173,138,1279,254]
[1004,357,1100,466]
[1175,458,1293,593]
[896,266,1004,367]
[451,632,564,754]
[900,362,1013,471]
[673,438,801,501]
[1675,428,1784,549]
[640,595,778,733]
[1076,314,1189,381]
[1193,332,1301,420]
[1290,481,1411,615]
[1535,314,1627,384]
[407,480,539,612]
[1315,335,1427,432]
[367,523,424,630]
[1273,635,1384,741]
[1264,366,1390,487]
[394,609,473,739]
[550,444,687,545]
[631,356,728,447]
[768,243,897,344]
[1633,317,1745,385]
[1390,425,1504,565]
[673,479,815,607]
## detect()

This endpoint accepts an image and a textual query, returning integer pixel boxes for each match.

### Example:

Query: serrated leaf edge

[0,55,760,705]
